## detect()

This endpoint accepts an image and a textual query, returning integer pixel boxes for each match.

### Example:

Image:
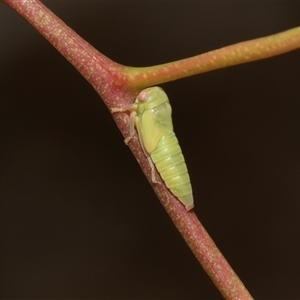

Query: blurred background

[1,1,300,299]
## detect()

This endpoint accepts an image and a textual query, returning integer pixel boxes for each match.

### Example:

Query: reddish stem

[4,0,299,299]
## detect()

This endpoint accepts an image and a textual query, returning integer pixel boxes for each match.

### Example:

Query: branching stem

[3,0,300,298]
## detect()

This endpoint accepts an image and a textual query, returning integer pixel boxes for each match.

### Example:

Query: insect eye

[137,90,149,103]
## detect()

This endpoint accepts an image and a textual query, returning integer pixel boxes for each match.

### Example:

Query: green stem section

[129,26,300,87]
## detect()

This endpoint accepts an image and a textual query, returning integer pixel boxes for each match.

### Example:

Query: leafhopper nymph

[113,87,194,210]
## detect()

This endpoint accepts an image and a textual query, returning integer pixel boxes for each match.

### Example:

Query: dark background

[1,1,300,299]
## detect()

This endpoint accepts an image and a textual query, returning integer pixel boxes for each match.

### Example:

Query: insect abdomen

[150,131,194,210]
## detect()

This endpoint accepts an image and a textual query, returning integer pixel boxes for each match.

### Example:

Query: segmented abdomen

[150,131,194,210]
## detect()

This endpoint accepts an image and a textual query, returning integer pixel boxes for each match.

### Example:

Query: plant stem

[164,201,254,300]
[4,0,299,299]
[129,26,300,86]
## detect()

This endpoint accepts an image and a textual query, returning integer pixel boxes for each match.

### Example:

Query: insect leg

[110,103,137,114]
[124,111,137,144]
[111,103,139,144]
[147,156,160,184]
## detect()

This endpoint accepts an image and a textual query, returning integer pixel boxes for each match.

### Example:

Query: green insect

[113,87,194,210]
